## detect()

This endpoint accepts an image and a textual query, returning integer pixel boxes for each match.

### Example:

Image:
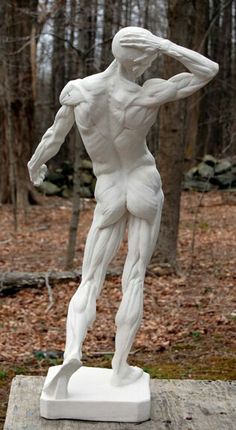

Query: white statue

[28,27,218,420]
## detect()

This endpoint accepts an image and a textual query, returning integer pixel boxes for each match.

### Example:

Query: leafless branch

[199,0,234,51]
[45,272,54,312]
[188,181,211,275]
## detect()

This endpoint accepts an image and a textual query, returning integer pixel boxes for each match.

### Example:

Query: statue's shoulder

[59,79,84,106]
[143,78,167,91]
[60,73,106,106]
[142,78,177,100]
[82,72,108,96]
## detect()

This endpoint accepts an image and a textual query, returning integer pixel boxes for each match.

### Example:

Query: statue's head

[112,27,157,77]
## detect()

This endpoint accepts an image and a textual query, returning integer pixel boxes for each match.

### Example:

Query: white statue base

[40,366,151,422]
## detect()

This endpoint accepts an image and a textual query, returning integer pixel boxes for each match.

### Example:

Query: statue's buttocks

[94,163,163,227]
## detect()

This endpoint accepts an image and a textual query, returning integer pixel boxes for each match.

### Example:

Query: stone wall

[38,160,96,198]
[184,155,236,192]
[38,155,236,198]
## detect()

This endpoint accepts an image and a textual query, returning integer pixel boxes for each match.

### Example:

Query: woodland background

[0,1,236,428]
[0,0,236,266]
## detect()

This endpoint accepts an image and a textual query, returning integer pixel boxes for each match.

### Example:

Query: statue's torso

[72,73,163,224]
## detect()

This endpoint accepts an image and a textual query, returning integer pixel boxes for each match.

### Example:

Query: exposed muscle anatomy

[28,27,218,398]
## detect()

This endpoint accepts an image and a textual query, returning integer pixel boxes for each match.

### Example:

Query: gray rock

[39,181,61,196]
[34,350,63,360]
[61,161,74,175]
[55,167,63,174]
[215,159,232,175]
[231,165,236,175]
[81,172,93,185]
[46,171,65,186]
[211,172,235,188]
[81,159,93,170]
[61,187,73,198]
[185,166,199,179]
[202,154,217,166]
[198,162,214,179]
[80,186,92,198]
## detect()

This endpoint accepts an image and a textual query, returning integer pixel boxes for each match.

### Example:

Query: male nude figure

[28,27,218,398]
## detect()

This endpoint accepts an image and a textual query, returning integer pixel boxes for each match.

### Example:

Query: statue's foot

[42,358,82,399]
[111,364,143,387]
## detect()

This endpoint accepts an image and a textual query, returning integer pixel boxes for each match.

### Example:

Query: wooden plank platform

[4,376,236,430]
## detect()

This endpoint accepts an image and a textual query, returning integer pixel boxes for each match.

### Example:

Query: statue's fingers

[121,34,145,41]
[41,165,48,175]
[33,179,41,186]
[120,41,137,48]
[120,42,148,51]
[120,35,147,45]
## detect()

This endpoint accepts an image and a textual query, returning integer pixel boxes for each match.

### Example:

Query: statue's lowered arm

[28,105,75,185]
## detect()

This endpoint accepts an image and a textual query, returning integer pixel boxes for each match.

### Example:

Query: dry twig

[45,272,54,312]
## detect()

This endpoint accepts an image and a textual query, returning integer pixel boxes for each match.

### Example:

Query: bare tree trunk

[0,0,38,209]
[66,1,97,268]
[184,1,209,163]
[52,3,66,111]
[5,69,18,230]
[51,3,68,166]
[197,0,233,157]
[66,129,81,269]
[201,0,222,156]
[86,0,98,74]
[143,0,150,27]
[151,0,195,269]
[231,0,236,153]
[113,0,123,31]
[124,0,132,25]
[101,0,114,70]
[220,0,233,156]
[0,2,9,205]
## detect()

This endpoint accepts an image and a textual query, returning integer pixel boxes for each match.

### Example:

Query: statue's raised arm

[119,30,219,103]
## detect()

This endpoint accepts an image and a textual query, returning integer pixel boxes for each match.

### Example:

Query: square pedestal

[40,366,150,423]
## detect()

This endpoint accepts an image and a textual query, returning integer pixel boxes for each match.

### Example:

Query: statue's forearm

[28,126,57,173]
[28,105,74,177]
[158,38,219,79]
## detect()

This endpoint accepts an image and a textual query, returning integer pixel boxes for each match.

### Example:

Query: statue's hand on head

[120,32,170,55]
[28,163,48,186]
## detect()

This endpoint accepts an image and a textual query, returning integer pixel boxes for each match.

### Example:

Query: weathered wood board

[4,376,236,430]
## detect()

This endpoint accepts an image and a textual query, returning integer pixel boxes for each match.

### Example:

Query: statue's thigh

[127,193,163,263]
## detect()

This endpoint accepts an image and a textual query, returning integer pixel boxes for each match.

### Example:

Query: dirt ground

[0,190,235,428]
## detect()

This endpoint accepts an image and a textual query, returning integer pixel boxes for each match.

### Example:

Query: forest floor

[0,190,236,428]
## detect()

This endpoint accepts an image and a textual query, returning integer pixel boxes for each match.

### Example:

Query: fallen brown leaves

[0,191,235,366]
